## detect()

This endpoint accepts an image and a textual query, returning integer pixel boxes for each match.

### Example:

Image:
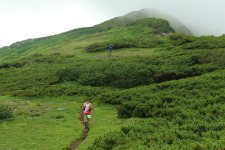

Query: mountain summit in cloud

[98,8,192,35]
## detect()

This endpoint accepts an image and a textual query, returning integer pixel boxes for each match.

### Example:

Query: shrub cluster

[0,104,13,120]
[182,35,225,49]
[57,62,155,88]
[90,118,225,150]
[169,33,196,45]
[85,38,165,53]
[57,50,220,88]
[91,71,225,149]
[1,47,224,97]
[98,70,225,118]
[169,34,225,49]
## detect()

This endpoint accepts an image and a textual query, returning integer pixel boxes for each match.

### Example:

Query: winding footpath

[70,109,89,150]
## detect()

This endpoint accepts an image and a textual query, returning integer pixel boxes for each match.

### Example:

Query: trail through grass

[0,96,124,150]
[76,103,123,150]
[0,96,84,149]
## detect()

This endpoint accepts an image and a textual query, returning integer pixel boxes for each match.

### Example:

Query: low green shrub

[85,38,165,53]
[182,36,225,49]
[89,119,225,150]
[98,70,225,119]
[0,104,13,120]
[57,61,155,88]
[169,33,196,45]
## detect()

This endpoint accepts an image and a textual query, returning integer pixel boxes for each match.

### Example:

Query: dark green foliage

[0,104,13,120]
[1,43,224,97]
[168,34,225,50]
[85,42,110,52]
[85,40,136,52]
[85,38,165,52]
[77,62,154,88]
[57,47,225,89]
[98,70,225,119]
[90,118,225,149]
[182,35,225,49]
[91,70,225,148]
[0,54,107,97]
[57,62,155,88]
[0,61,28,69]
[54,115,65,119]
[56,67,81,82]
[169,33,196,45]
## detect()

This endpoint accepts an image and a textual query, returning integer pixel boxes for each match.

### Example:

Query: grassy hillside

[0,17,175,63]
[1,16,225,150]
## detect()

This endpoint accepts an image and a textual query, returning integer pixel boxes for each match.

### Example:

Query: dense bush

[1,46,224,98]
[57,62,155,88]
[85,42,111,52]
[168,34,225,50]
[169,33,196,45]
[97,69,225,118]
[182,35,225,49]
[90,118,225,150]
[0,104,13,120]
[85,38,163,53]
[91,70,225,149]
[56,67,81,81]
[57,48,223,89]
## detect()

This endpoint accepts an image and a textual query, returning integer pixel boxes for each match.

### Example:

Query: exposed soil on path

[69,109,89,150]
[70,128,89,150]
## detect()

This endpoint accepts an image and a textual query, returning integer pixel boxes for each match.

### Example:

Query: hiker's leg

[83,114,88,122]
[80,114,84,122]
[87,114,91,121]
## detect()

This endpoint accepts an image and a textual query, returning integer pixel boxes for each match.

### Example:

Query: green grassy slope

[1,15,225,150]
[0,17,174,63]
[0,96,125,150]
[0,26,109,63]
[0,96,84,149]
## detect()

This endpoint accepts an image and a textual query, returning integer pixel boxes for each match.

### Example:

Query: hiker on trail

[109,45,113,57]
[81,99,94,121]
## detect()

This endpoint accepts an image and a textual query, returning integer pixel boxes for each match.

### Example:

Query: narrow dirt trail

[70,129,89,150]
[70,108,89,150]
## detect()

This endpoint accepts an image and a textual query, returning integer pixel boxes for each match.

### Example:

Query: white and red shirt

[84,103,91,114]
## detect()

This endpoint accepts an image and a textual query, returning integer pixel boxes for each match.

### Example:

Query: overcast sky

[0,0,225,48]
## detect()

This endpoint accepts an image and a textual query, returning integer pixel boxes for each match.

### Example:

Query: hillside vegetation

[1,14,225,150]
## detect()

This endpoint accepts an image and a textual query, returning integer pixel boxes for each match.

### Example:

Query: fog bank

[0,0,224,47]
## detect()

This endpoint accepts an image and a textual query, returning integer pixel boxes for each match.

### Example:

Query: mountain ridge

[1,9,191,50]
[96,8,192,35]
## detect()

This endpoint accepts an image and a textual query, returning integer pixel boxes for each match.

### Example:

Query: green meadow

[0,96,84,149]
[0,96,124,150]
[1,15,225,150]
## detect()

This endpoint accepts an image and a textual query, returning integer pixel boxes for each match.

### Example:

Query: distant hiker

[109,45,113,57]
[81,99,94,122]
